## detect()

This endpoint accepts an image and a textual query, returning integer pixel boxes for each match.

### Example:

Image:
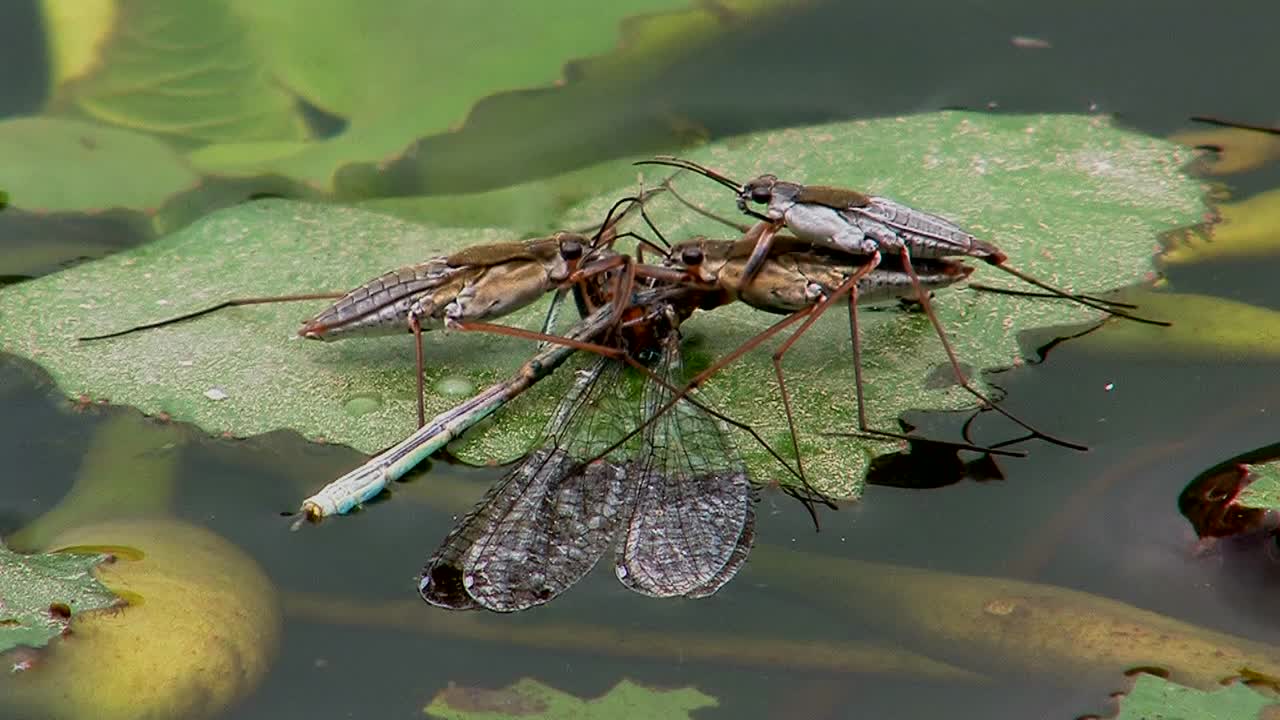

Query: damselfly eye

[559,239,583,260]
[680,247,704,267]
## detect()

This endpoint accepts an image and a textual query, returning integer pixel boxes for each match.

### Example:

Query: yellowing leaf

[1172,126,1280,175]
[1162,187,1280,265]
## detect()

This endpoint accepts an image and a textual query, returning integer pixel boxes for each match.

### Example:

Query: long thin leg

[760,251,1025,458]
[966,283,1137,309]
[836,277,1024,456]
[985,259,1169,327]
[450,318,817,493]
[577,308,824,497]
[78,292,345,341]
[410,313,426,428]
[899,247,1087,451]
[767,253,882,480]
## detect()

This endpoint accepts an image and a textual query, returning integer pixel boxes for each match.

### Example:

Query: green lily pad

[51,0,306,146]
[1237,461,1280,512]
[0,116,199,213]
[424,678,716,720]
[0,113,1205,498]
[1113,673,1278,720]
[0,541,118,654]
[180,0,773,190]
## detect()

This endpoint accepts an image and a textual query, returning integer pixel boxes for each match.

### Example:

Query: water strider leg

[447,317,819,503]
[889,245,1087,452]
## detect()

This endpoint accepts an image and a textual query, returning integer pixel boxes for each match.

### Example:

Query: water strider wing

[419,355,644,612]
[614,333,756,598]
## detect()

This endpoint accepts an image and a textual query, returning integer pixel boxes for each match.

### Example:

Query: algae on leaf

[1113,673,1277,720]
[0,541,119,654]
[0,113,1206,499]
[1237,460,1280,512]
[424,678,716,720]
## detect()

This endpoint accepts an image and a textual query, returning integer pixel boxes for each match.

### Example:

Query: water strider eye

[559,239,583,261]
[748,181,772,204]
[680,247,704,267]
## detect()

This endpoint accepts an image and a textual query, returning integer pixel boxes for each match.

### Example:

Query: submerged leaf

[0,542,118,654]
[2,519,281,720]
[424,678,716,720]
[1171,125,1280,175]
[0,113,1205,498]
[1113,673,1278,720]
[1067,289,1280,360]
[753,546,1280,691]
[1162,187,1280,265]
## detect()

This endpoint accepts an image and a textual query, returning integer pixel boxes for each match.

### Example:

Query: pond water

[3,2,1280,718]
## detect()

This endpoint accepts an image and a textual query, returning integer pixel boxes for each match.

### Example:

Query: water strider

[631,162,1175,450]
[78,194,665,428]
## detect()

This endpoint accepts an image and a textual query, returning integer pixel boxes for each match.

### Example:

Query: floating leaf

[424,678,716,720]
[1179,463,1270,538]
[1237,461,1280,512]
[181,0,772,190]
[0,542,118,654]
[0,116,199,213]
[1162,187,1280,265]
[0,113,1205,498]
[1,519,281,720]
[1113,673,1278,720]
[48,0,307,145]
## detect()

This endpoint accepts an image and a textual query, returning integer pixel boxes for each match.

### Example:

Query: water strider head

[635,156,871,222]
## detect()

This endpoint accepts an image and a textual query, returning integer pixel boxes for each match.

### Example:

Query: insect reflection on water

[418,284,758,612]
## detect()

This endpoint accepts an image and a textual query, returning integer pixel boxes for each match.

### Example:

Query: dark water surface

[3,1,1280,718]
